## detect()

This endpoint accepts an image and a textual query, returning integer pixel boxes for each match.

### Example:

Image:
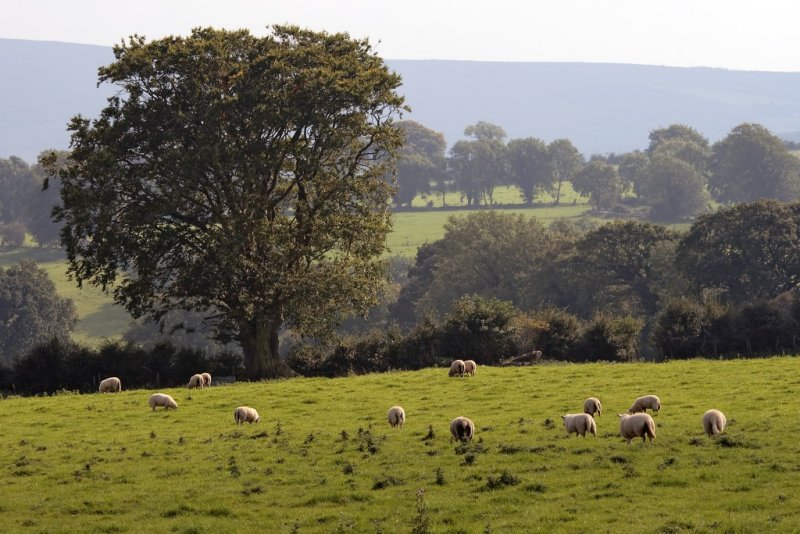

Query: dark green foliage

[651,298,711,360]
[42,26,405,379]
[571,160,624,210]
[506,137,553,205]
[0,260,77,365]
[577,314,642,362]
[440,295,517,364]
[484,470,520,490]
[448,122,507,206]
[526,307,582,360]
[394,121,446,207]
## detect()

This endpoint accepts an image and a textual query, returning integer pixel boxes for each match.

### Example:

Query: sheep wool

[234,406,260,424]
[702,409,727,437]
[187,374,205,389]
[98,377,122,393]
[628,395,661,414]
[387,406,406,428]
[583,397,602,417]
[562,413,597,437]
[450,416,475,442]
[200,372,212,387]
[149,393,178,410]
[463,360,477,376]
[448,359,466,377]
[618,413,656,444]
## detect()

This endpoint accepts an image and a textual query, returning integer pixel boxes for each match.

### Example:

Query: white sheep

[628,395,661,414]
[200,372,212,387]
[234,406,260,425]
[618,413,656,444]
[562,413,597,437]
[583,397,602,417]
[149,393,178,410]
[98,376,122,393]
[448,359,466,377]
[702,409,727,437]
[387,406,406,428]
[187,373,205,389]
[463,360,477,376]
[450,416,475,442]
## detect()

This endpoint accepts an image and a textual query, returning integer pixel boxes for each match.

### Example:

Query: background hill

[3,38,800,162]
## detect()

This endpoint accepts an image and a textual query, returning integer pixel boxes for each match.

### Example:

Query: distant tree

[709,123,800,203]
[41,26,405,379]
[448,121,507,206]
[0,223,26,247]
[0,156,38,225]
[548,139,583,204]
[565,221,680,317]
[637,153,709,220]
[506,137,553,204]
[647,124,709,155]
[617,151,649,195]
[27,152,67,246]
[676,200,800,302]
[0,260,78,365]
[394,121,446,206]
[571,160,624,209]
[123,308,242,355]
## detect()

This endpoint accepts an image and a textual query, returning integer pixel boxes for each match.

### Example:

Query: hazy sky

[2,0,800,72]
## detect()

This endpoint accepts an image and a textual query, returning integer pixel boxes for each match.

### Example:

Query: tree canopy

[394,121,446,206]
[0,260,78,365]
[42,26,406,379]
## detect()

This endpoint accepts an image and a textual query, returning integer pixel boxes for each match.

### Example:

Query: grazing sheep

[387,406,406,428]
[448,359,466,377]
[583,397,602,417]
[200,372,212,387]
[234,406,260,425]
[450,416,475,442]
[149,393,178,411]
[618,413,656,444]
[463,360,477,376]
[702,409,727,437]
[187,373,205,389]
[562,413,597,437]
[628,395,661,414]
[98,377,122,393]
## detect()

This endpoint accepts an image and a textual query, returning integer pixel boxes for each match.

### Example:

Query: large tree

[676,200,800,302]
[547,139,583,204]
[42,26,405,379]
[0,260,78,365]
[637,153,709,220]
[709,123,800,203]
[448,121,507,206]
[571,160,624,210]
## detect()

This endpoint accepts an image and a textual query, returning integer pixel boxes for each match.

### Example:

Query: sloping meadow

[2,358,800,532]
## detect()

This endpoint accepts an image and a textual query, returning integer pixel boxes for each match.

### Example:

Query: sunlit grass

[2,358,800,532]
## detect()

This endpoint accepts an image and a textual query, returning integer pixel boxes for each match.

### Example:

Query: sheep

[200,372,212,387]
[149,393,178,411]
[618,413,656,444]
[387,406,406,428]
[448,359,466,377]
[450,416,475,442]
[702,409,727,437]
[583,397,602,417]
[628,395,661,414]
[234,406,260,425]
[463,360,477,376]
[562,413,597,437]
[98,376,122,393]
[187,373,205,389]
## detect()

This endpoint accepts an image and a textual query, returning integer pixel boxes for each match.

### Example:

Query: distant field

[410,182,587,208]
[2,358,800,532]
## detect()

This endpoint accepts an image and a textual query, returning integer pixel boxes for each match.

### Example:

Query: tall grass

[2,358,799,532]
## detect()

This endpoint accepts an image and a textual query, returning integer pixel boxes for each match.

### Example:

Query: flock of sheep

[97,358,727,444]
[97,372,260,424]
[440,359,727,444]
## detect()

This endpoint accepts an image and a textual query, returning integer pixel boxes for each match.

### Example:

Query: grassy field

[2,358,800,532]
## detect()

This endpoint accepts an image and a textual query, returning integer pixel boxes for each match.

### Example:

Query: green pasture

[2,358,799,532]
[410,183,588,208]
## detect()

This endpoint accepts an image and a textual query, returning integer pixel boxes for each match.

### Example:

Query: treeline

[300,200,800,375]
[396,121,800,220]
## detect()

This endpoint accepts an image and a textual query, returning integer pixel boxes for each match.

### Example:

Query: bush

[440,295,518,364]
[0,223,27,247]
[528,307,583,360]
[730,293,800,355]
[651,298,710,359]
[577,314,642,362]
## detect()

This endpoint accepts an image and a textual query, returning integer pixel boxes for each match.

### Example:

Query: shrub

[528,307,583,360]
[577,314,642,362]
[440,295,518,364]
[651,298,710,359]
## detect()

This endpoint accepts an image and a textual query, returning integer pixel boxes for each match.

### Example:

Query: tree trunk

[239,312,297,380]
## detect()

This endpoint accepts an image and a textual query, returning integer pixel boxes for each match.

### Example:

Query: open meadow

[2,358,799,533]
